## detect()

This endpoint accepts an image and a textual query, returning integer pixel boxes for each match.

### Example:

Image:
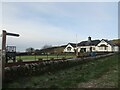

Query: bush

[62,57,66,60]
[77,56,81,58]
[17,59,23,63]
[50,58,54,60]
[38,58,43,61]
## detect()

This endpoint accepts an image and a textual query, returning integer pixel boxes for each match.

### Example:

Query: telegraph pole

[76,34,78,57]
[1,30,19,88]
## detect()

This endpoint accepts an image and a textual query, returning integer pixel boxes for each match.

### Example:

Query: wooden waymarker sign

[1,30,20,88]
[6,32,20,37]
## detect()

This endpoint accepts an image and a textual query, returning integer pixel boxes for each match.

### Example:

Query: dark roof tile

[78,40,100,46]
[68,43,76,47]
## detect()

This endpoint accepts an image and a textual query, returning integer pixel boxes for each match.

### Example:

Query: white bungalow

[63,37,119,53]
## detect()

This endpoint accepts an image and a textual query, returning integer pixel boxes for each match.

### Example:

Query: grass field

[16,55,76,61]
[5,53,119,88]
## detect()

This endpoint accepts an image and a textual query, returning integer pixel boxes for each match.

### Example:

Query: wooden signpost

[2,30,19,88]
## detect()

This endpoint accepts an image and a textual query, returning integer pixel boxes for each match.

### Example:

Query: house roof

[98,44,108,47]
[68,43,76,47]
[66,39,119,48]
[78,40,100,46]
[101,39,116,46]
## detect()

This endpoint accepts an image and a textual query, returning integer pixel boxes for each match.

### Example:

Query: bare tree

[42,45,52,49]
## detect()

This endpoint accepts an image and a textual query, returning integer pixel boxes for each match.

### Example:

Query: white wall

[113,46,119,52]
[78,46,96,52]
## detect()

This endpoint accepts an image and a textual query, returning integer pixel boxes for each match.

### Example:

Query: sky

[0,1,119,51]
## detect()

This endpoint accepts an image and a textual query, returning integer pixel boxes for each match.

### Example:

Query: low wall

[4,53,115,82]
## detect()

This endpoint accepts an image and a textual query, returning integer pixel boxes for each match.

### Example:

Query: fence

[7,52,114,63]
[16,53,76,62]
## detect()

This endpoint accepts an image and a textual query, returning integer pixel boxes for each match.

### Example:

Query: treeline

[17,45,67,56]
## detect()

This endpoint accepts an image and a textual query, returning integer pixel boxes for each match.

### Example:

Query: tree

[35,49,41,55]
[42,45,52,49]
[26,47,35,54]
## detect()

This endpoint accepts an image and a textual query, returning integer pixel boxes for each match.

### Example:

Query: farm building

[63,37,119,53]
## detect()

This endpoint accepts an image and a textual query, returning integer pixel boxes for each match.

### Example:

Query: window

[99,44,108,50]
[80,48,86,52]
[67,47,72,51]
[104,46,108,50]
[99,47,104,50]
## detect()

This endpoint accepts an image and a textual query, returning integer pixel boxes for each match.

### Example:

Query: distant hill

[36,45,67,54]
[110,39,120,47]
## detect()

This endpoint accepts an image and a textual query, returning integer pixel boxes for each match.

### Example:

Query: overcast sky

[1,1,119,51]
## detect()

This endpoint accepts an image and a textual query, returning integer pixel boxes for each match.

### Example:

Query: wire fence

[7,52,115,63]
[16,54,76,62]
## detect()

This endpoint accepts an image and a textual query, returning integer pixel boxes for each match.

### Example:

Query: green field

[16,55,76,61]
[5,53,119,88]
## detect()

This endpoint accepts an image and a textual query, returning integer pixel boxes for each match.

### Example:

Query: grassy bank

[5,53,119,88]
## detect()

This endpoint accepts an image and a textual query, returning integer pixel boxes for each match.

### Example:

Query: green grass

[16,55,76,61]
[78,66,118,88]
[5,53,119,88]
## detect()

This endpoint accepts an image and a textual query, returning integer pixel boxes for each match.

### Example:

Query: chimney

[88,36,91,42]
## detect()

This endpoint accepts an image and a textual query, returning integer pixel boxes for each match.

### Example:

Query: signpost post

[1,30,19,88]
